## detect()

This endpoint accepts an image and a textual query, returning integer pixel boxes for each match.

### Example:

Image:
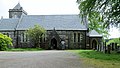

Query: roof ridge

[27,14,79,16]
[15,15,23,30]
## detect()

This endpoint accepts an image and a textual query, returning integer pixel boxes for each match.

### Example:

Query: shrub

[0,33,13,51]
[26,25,46,48]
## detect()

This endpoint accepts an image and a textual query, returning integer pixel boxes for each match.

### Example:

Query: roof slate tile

[16,15,87,30]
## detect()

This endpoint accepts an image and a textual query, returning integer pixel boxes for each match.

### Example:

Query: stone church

[0,3,102,49]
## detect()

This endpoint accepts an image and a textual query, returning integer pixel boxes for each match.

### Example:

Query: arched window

[78,33,80,42]
[74,33,76,42]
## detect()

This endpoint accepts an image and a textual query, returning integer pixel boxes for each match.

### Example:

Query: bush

[0,33,13,51]
[26,25,46,48]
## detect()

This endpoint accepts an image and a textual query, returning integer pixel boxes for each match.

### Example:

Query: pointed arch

[51,38,57,49]
[91,38,98,49]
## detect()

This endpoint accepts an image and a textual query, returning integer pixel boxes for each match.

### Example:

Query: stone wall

[0,30,102,50]
[14,30,87,49]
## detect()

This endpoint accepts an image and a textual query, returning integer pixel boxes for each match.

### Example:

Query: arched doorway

[51,38,57,49]
[92,39,97,49]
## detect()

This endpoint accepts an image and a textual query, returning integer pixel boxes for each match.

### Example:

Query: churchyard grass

[68,50,120,68]
[7,48,43,51]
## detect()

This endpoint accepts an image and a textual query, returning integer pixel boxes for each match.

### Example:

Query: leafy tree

[0,33,13,51]
[106,38,120,46]
[87,11,109,38]
[26,25,46,48]
[77,0,120,28]
[77,0,120,52]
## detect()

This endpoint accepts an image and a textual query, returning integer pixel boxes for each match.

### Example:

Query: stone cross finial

[1,16,3,19]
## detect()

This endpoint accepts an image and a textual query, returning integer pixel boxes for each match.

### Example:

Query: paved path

[0,50,92,68]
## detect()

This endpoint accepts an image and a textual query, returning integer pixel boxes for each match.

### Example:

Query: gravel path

[0,50,93,68]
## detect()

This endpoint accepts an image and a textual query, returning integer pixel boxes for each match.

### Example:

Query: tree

[26,25,46,48]
[87,11,109,38]
[77,0,120,53]
[106,38,120,46]
[77,0,120,28]
[0,33,13,51]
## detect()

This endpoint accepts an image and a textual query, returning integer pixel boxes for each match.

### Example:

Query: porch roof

[89,30,102,37]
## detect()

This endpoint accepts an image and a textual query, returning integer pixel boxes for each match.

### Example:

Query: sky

[0,0,79,18]
[0,0,120,38]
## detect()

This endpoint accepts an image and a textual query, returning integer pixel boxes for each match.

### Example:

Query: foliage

[7,48,43,51]
[77,0,120,28]
[0,33,13,51]
[106,38,120,46]
[26,25,46,48]
[77,0,116,38]
[88,11,109,38]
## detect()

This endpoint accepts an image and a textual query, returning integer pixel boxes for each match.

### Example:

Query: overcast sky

[0,0,79,18]
[0,0,120,38]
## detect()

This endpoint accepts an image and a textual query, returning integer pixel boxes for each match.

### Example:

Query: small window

[44,37,45,42]
[43,34,46,42]
[78,33,80,42]
[23,33,24,42]
[40,38,42,43]
[26,34,28,42]
[74,33,76,42]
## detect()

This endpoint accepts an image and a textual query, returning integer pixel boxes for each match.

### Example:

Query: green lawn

[69,50,120,68]
[7,48,43,51]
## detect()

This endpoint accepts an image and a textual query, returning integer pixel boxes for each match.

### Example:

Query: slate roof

[0,18,19,31]
[0,14,103,37]
[16,15,87,30]
[13,3,21,9]
[89,30,102,37]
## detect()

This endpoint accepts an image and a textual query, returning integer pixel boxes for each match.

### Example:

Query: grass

[7,48,43,51]
[77,50,120,61]
[69,50,120,68]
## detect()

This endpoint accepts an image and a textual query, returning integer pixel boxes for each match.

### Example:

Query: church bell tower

[9,3,27,18]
